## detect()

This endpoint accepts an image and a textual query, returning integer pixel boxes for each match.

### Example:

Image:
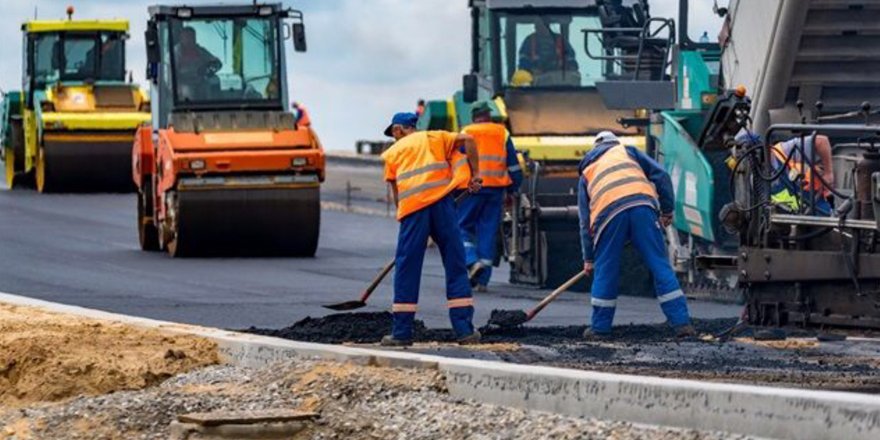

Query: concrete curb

[320,201,390,217]
[2,291,879,440]
[325,151,383,168]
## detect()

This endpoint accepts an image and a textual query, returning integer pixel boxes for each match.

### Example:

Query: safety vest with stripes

[582,144,658,228]
[770,143,824,193]
[382,131,471,220]
[459,123,513,189]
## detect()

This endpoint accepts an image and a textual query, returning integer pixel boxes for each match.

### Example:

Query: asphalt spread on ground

[247,311,880,393]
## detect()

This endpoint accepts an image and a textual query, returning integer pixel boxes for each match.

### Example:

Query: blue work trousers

[393,195,474,340]
[457,189,504,286]
[590,205,691,333]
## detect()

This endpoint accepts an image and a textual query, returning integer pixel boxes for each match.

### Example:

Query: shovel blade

[487,309,529,328]
[322,301,367,311]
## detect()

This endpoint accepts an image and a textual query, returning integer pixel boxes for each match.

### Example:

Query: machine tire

[4,147,16,189]
[137,185,160,252]
[4,119,27,189]
[166,233,187,258]
[35,146,55,193]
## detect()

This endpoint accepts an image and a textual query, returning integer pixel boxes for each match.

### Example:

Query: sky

[0,0,721,151]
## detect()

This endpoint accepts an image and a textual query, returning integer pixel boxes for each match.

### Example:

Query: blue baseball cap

[384,112,419,137]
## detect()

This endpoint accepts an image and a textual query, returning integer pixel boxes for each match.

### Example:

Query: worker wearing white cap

[577,131,695,338]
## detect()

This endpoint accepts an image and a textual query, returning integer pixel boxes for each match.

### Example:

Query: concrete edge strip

[1,291,879,440]
[325,152,384,168]
[320,201,390,217]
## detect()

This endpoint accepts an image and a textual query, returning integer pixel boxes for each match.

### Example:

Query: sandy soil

[0,303,218,407]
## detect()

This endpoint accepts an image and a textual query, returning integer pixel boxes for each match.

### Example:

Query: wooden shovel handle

[527,271,587,319]
[359,259,396,302]
[358,192,468,304]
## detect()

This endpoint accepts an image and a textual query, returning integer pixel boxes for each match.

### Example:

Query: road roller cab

[2,8,151,192]
[134,3,325,257]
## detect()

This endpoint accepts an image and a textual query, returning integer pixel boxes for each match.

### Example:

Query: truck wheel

[137,186,160,251]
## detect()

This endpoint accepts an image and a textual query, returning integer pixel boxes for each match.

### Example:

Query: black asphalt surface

[0,160,740,330]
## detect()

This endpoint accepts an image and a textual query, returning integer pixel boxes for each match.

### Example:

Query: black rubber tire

[137,185,160,252]
[35,146,56,194]
[5,119,27,189]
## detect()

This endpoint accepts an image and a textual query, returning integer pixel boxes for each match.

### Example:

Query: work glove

[468,176,483,193]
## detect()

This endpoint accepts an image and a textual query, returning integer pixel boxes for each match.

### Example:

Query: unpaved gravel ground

[249,312,880,392]
[0,359,756,440]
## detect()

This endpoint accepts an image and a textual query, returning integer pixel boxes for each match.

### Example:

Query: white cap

[595,131,619,145]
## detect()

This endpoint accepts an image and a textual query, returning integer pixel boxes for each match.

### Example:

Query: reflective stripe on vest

[582,144,658,228]
[771,144,823,192]
[460,123,512,188]
[382,131,468,220]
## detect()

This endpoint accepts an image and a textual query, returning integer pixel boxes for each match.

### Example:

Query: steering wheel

[197,60,222,79]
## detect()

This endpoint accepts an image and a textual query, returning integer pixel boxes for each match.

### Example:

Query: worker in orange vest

[578,131,694,339]
[457,102,523,291]
[380,112,484,346]
[292,101,311,127]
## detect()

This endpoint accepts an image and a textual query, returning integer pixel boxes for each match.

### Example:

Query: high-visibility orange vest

[382,131,471,220]
[459,123,512,189]
[582,144,658,228]
[770,144,825,193]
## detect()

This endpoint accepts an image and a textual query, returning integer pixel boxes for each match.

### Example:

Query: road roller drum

[164,186,320,257]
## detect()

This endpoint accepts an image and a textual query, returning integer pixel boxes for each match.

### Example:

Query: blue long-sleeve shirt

[577,141,674,261]
[505,137,524,192]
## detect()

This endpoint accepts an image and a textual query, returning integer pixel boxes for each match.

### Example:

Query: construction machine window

[31,32,125,85]
[169,17,280,107]
[32,34,60,85]
[498,12,603,89]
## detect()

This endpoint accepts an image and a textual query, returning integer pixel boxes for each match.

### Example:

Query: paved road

[0,161,740,330]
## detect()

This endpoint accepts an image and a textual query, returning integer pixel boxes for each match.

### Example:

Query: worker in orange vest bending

[578,131,694,338]
[457,102,523,291]
[380,112,484,346]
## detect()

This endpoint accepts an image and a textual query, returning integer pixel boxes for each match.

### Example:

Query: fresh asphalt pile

[248,312,880,393]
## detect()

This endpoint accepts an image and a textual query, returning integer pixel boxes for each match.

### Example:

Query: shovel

[323,259,395,311]
[487,271,586,328]
[323,191,472,311]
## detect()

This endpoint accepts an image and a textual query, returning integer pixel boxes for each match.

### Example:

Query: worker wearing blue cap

[380,112,484,346]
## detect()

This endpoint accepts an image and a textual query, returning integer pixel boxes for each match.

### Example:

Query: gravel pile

[0,358,753,440]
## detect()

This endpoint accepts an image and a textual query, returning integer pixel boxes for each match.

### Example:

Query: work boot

[380,335,413,347]
[468,263,486,286]
[474,284,488,293]
[457,330,482,345]
[675,324,697,339]
[583,328,611,340]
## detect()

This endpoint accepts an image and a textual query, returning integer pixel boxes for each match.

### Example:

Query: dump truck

[1,7,151,192]
[133,3,324,257]
[419,0,673,292]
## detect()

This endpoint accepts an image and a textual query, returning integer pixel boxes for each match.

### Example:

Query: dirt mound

[0,303,218,407]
